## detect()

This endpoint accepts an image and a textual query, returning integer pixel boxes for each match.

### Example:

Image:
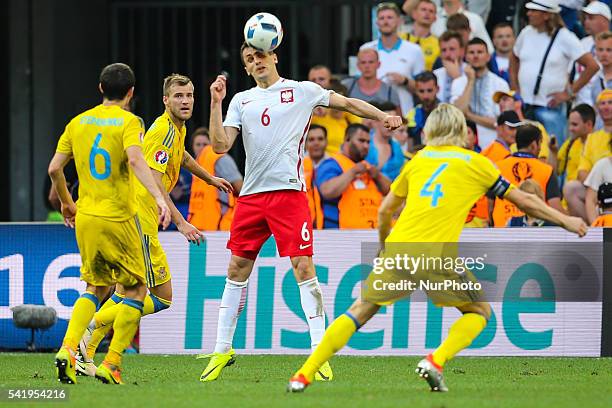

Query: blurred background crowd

[5,0,611,229]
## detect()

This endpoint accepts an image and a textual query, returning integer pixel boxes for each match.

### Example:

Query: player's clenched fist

[383,115,403,130]
[210,75,227,103]
[563,216,588,238]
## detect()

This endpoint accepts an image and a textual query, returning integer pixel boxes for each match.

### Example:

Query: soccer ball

[243,12,283,52]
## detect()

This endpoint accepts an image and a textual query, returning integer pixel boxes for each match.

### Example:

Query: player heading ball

[198,40,402,383]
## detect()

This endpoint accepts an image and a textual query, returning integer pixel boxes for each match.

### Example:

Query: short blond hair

[163,73,192,96]
[596,31,612,42]
[357,48,379,61]
[423,103,467,147]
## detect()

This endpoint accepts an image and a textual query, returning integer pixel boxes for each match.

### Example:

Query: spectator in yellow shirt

[311,80,362,154]
[564,90,612,221]
[401,0,440,71]
[553,104,595,186]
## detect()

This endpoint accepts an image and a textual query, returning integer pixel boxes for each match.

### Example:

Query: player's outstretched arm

[328,93,403,130]
[126,145,171,230]
[378,192,405,246]
[506,188,588,236]
[210,75,240,153]
[48,152,77,228]
[181,151,233,193]
[150,167,204,244]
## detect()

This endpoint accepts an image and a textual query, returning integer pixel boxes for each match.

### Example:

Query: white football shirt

[360,38,425,115]
[450,71,510,149]
[224,78,331,196]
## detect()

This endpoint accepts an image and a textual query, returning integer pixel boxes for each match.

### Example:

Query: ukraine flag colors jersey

[56,104,144,221]
[135,111,186,234]
[388,145,513,243]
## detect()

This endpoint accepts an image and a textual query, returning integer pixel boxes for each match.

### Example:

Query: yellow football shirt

[557,137,584,182]
[135,111,186,234]
[56,104,143,221]
[387,145,513,243]
[402,32,440,71]
[578,129,612,174]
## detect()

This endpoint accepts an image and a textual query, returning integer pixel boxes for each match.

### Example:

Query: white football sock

[214,278,248,354]
[298,276,326,350]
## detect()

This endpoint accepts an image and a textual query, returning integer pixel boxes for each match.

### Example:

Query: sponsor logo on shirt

[280,89,294,104]
[155,150,169,165]
[241,100,253,105]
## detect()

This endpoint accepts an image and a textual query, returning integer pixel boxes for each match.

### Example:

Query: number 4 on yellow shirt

[420,163,448,207]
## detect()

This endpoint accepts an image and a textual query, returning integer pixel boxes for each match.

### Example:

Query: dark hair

[329,78,348,95]
[439,30,465,48]
[467,37,489,51]
[191,126,209,139]
[493,22,513,36]
[465,119,478,136]
[516,124,542,150]
[570,104,596,125]
[308,124,328,138]
[446,13,470,31]
[309,64,331,76]
[189,127,210,155]
[240,41,275,66]
[99,63,135,101]
[345,123,370,141]
[415,71,438,85]
[370,101,398,113]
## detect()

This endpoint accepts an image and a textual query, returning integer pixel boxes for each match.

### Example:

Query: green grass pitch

[1,354,611,407]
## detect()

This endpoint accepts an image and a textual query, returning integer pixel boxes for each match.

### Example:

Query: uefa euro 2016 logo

[154,150,169,165]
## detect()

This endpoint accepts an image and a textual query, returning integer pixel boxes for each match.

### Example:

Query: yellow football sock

[87,292,124,360]
[295,313,358,382]
[104,298,143,367]
[142,293,172,316]
[431,313,487,368]
[63,292,99,351]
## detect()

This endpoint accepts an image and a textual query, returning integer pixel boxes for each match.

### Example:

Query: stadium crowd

[48,0,612,230]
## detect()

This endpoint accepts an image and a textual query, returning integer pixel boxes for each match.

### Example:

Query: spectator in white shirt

[361,2,426,115]
[577,31,612,118]
[433,30,466,102]
[446,12,472,48]
[431,0,493,51]
[581,1,611,54]
[451,37,510,148]
[490,22,515,83]
[403,0,491,22]
[572,2,611,97]
[585,156,612,224]
[510,0,599,147]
